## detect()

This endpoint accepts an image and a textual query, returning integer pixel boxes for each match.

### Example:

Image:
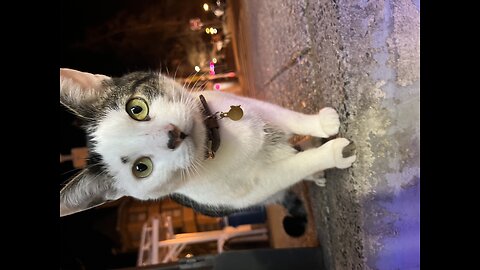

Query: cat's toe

[314,178,327,187]
[337,155,356,169]
[317,107,340,137]
[332,138,356,169]
[342,141,356,158]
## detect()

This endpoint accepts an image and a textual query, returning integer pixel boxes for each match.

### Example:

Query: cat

[60,68,356,217]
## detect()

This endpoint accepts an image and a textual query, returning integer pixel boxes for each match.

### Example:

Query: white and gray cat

[60,68,356,217]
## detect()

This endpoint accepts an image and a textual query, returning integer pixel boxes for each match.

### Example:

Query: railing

[137,215,268,266]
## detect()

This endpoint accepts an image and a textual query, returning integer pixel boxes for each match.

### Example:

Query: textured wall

[234,0,420,268]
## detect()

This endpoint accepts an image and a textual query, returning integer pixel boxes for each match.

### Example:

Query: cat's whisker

[188,162,196,177]
[172,64,180,83]
[184,73,194,90]
[188,158,201,177]
[185,89,197,112]
[90,170,107,183]
[197,76,210,92]
[189,80,198,91]
[182,71,197,91]
[184,166,192,181]
[187,161,197,177]
[157,71,166,104]
[177,86,185,111]
[60,169,87,186]
[165,65,170,77]
[171,82,177,104]
[191,159,204,177]
[189,71,206,91]
[199,81,209,92]
[192,71,205,89]
[179,168,185,183]
[60,161,103,180]
[60,167,82,177]
[178,83,184,105]
[61,102,96,121]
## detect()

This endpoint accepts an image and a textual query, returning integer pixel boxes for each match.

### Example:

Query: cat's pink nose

[167,124,187,150]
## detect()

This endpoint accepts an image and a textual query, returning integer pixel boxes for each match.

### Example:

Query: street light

[205,28,218,35]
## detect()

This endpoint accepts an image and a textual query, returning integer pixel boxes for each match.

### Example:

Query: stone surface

[228,0,420,269]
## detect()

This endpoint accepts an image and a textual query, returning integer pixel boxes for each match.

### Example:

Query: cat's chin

[175,135,204,169]
[190,117,208,158]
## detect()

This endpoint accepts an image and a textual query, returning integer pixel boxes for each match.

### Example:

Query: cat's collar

[199,95,220,159]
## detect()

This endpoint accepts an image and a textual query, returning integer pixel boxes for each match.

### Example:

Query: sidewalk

[225,0,420,269]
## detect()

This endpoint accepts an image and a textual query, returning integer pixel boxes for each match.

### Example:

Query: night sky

[60,1,225,268]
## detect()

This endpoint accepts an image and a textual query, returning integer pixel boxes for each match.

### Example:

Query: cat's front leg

[313,107,340,138]
[269,106,341,138]
[267,105,341,138]
[250,138,356,202]
[205,92,342,138]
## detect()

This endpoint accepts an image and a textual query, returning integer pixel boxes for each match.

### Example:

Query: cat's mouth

[167,124,188,150]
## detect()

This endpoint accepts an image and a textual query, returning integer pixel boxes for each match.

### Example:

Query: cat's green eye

[132,157,153,178]
[126,98,149,121]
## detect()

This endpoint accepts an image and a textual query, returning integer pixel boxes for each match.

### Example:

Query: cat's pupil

[131,106,142,115]
[136,163,148,172]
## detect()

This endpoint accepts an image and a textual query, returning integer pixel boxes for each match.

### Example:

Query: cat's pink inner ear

[60,68,111,91]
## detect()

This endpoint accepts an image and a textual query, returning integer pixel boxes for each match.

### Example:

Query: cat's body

[60,69,356,217]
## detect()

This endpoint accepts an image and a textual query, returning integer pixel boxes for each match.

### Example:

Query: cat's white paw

[305,171,326,187]
[315,107,340,138]
[314,178,327,187]
[328,138,356,169]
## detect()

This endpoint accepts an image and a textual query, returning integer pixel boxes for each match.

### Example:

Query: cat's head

[60,68,206,216]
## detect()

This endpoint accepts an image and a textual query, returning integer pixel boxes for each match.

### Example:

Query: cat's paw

[314,178,327,187]
[305,172,327,187]
[328,138,356,169]
[314,107,340,138]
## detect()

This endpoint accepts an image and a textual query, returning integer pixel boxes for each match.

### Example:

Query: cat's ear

[60,170,123,217]
[60,68,112,116]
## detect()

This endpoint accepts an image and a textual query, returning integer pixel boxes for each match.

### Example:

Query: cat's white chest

[194,90,268,164]
[175,91,274,206]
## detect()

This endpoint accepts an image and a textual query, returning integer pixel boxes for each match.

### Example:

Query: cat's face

[60,69,206,216]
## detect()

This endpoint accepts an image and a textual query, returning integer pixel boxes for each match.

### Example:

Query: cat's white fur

[60,68,356,216]
[172,90,352,208]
